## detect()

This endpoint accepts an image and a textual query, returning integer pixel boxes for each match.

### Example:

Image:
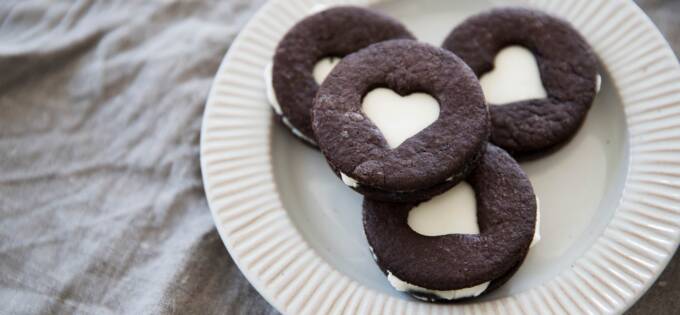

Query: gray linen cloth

[0,0,677,314]
[0,0,275,314]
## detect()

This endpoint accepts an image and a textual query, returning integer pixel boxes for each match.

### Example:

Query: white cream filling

[479,46,547,104]
[281,116,316,145]
[387,272,490,300]
[340,172,359,188]
[264,63,282,115]
[595,74,602,94]
[384,185,541,300]
[530,196,541,248]
[362,88,440,148]
[368,245,378,261]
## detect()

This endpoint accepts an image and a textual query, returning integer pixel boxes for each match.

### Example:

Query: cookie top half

[442,8,599,155]
[270,6,415,144]
[312,39,490,194]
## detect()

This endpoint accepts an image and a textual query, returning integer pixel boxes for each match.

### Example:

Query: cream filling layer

[387,272,490,300]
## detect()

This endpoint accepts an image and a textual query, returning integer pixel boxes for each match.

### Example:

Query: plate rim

[200,0,680,314]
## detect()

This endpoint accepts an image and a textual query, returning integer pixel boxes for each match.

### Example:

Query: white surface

[479,45,548,104]
[387,272,490,300]
[407,182,479,236]
[362,88,440,148]
[313,57,341,84]
[201,0,680,314]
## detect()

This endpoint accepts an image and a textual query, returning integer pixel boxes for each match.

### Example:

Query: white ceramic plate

[200,0,680,313]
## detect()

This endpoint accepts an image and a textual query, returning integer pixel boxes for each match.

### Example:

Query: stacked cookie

[266,6,599,302]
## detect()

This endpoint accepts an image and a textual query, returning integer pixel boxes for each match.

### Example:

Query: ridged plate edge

[200,0,680,314]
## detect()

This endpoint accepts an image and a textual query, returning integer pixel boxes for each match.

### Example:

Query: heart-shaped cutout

[362,88,440,148]
[479,45,547,104]
[407,182,479,236]
[313,56,341,84]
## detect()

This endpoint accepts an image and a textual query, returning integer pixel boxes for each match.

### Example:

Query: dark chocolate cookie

[363,144,537,301]
[442,8,599,155]
[326,146,484,203]
[312,40,490,202]
[268,6,415,145]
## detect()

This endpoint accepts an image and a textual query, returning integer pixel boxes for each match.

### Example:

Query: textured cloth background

[0,0,677,314]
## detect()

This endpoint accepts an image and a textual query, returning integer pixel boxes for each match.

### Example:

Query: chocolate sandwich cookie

[266,6,415,146]
[363,144,539,301]
[442,8,600,155]
[312,40,490,202]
